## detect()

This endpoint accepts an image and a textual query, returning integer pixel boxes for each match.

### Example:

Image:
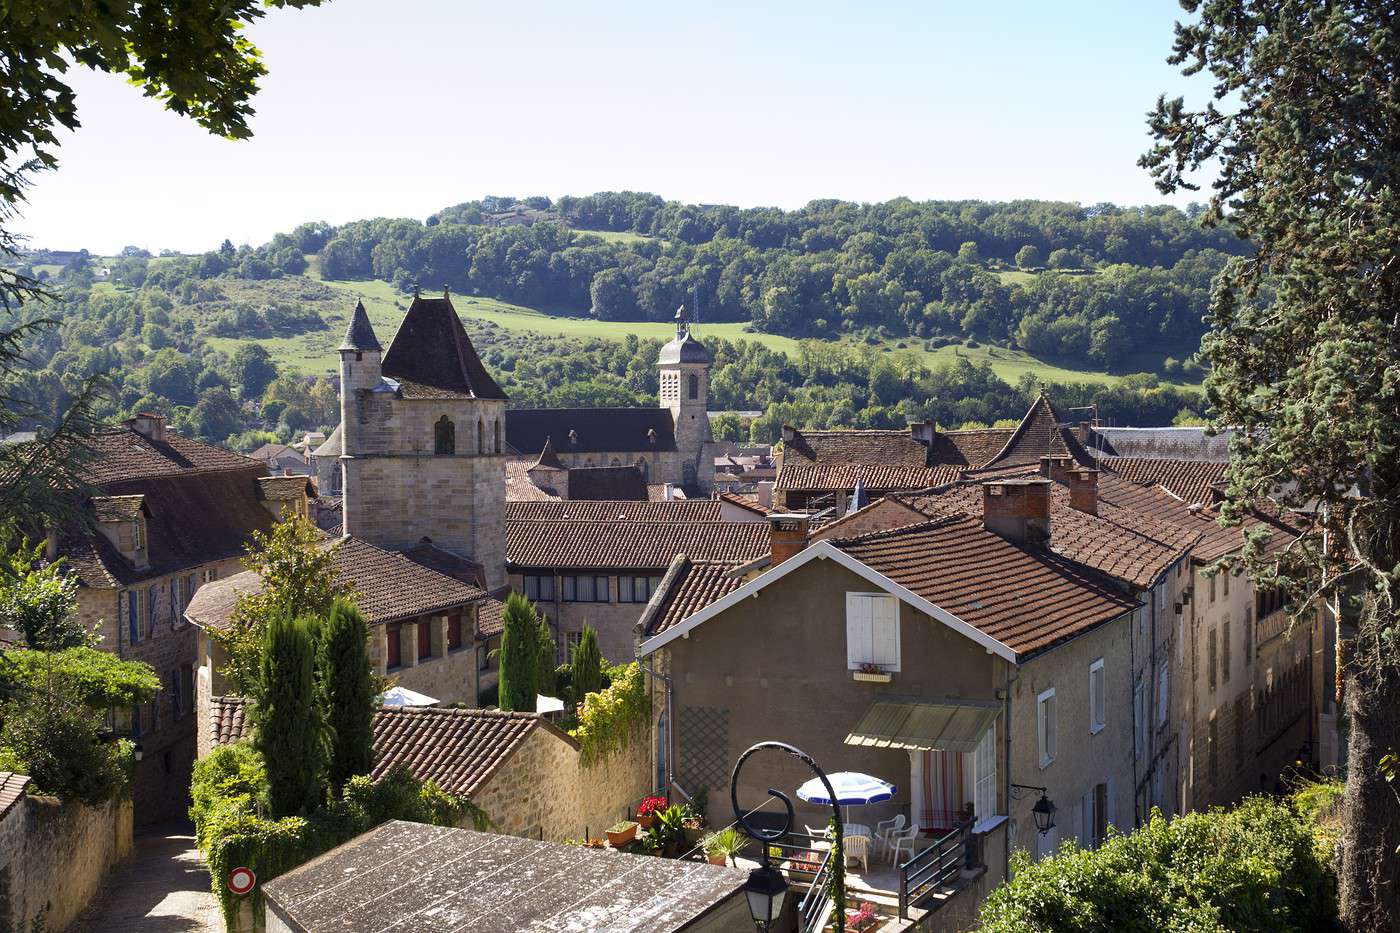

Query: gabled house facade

[638,479,1143,918]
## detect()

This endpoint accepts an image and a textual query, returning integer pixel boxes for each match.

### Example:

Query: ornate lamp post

[730,741,846,932]
[1010,782,1057,835]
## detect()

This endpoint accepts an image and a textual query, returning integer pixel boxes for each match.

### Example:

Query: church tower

[657,306,713,491]
[338,300,381,523]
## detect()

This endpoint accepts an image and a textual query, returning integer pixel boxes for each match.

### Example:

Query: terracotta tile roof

[895,480,1199,589]
[506,520,770,571]
[380,294,507,400]
[1098,456,1228,506]
[208,702,567,797]
[506,500,724,523]
[717,491,772,515]
[940,428,1016,467]
[782,429,935,468]
[400,541,486,589]
[505,458,561,501]
[776,461,964,494]
[91,494,145,522]
[187,536,488,630]
[477,597,505,638]
[256,475,314,501]
[59,465,279,589]
[78,426,260,484]
[0,772,31,821]
[506,407,677,455]
[639,556,747,637]
[978,393,1095,470]
[829,515,1138,658]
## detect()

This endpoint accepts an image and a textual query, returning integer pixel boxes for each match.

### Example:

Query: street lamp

[1011,783,1056,835]
[730,741,845,932]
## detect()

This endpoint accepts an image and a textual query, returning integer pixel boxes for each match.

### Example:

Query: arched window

[635,458,649,481]
[434,416,455,455]
[688,373,699,400]
[477,419,484,454]
[494,419,501,453]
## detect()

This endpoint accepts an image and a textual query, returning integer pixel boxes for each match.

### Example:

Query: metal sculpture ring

[730,740,842,843]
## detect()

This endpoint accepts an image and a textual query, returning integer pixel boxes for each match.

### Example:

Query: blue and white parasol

[796,771,896,823]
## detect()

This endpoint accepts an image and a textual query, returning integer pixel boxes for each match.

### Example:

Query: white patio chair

[804,823,832,852]
[874,814,906,856]
[843,832,870,872]
[887,823,919,866]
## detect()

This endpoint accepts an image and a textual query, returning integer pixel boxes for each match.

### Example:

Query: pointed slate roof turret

[339,301,382,352]
[658,305,710,365]
[531,437,566,471]
[980,388,1095,470]
[380,293,508,400]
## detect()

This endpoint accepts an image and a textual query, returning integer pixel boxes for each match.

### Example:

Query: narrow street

[67,824,223,933]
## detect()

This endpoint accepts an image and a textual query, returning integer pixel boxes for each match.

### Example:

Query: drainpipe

[637,652,675,795]
[1003,662,1018,883]
[1129,599,1140,828]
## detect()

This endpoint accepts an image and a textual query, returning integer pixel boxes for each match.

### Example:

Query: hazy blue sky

[18,0,1214,254]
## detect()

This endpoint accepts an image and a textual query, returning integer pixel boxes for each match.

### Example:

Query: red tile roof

[977,393,1095,470]
[829,515,1138,658]
[776,462,965,494]
[717,491,772,516]
[0,772,31,821]
[209,700,570,797]
[639,557,748,637]
[506,500,724,522]
[79,426,260,484]
[1098,456,1228,506]
[506,520,770,571]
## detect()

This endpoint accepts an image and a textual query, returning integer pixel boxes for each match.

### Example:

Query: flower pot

[707,854,727,866]
[852,670,892,683]
[683,825,706,849]
[638,812,656,830]
[606,822,639,847]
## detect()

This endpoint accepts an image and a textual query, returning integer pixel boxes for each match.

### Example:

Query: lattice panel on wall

[678,706,730,792]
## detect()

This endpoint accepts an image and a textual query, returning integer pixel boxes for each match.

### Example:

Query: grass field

[197,269,1199,389]
[568,228,656,245]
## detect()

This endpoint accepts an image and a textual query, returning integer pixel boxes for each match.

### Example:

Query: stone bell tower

[657,306,712,491]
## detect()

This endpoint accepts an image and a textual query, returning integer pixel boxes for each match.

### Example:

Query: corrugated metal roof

[845,696,1002,754]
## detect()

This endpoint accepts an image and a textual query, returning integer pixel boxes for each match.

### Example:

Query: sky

[17,0,1216,255]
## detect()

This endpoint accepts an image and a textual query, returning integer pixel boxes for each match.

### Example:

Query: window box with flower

[852,662,892,683]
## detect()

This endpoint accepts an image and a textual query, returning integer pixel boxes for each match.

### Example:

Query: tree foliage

[317,598,376,796]
[213,515,346,696]
[497,593,539,712]
[978,798,1337,933]
[535,616,557,698]
[1141,2,1400,926]
[570,623,604,704]
[2,646,159,710]
[252,615,326,818]
[0,540,89,649]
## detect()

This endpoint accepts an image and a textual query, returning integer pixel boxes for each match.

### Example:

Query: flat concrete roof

[262,820,748,932]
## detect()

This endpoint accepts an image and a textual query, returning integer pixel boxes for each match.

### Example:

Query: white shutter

[872,596,900,670]
[846,594,873,668]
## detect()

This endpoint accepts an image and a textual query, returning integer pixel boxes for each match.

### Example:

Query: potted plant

[701,827,748,866]
[653,804,688,857]
[583,837,607,849]
[852,661,892,683]
[606,820,639,847]
[847,901,881,932]
[637,795,667,830]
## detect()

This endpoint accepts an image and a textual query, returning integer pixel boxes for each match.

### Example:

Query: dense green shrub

[317,599,376,794]
[0,541,90,649]
[497,593,539,712]
[536,616,557,697]
[978,796,1339,932]
[569,624,603,703]
[0,693,134,805]
[2,646,160,710]
[253,615,326,817]
[572,662,649,767]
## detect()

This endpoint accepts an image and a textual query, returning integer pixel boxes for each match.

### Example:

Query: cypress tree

[570,623,603,702]
[253,614,326,817]
[318,598,376,795]
[536,615,557,698]
[497,592,538,712]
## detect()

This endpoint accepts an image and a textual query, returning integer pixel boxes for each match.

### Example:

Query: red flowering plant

[848,901,880,932]
[637,796,668,819]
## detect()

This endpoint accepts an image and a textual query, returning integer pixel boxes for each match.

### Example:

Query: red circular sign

[228,867,256,895]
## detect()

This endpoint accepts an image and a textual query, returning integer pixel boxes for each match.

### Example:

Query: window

[127,590,141,645]
[1088,659,1105,734]
[494,420,501,453]
[619,575,663,604]
[1222,618,1232,684]
[147,584,158,636]
[1243,608,1253,666]
[434,415,455,455]
[687,373,699,400]
[562,575,610,603]
[845,593,900,671]
[523,574,555,602]
[973,726,999,822]
[169,671,182,718]
[565,630,582,657]
[1223,570,1230,597]
[1134,679,1146,759]
[477,419,484,453]
[180,663,194,716]
[1092,782,1109,848]
[386,625,402,669]
[1207,627,1218,691]
[184,574,197,611]
[418,619,433,660]
[447,614,462,651]
[1156,661,1169,729]
[477,642,491,672]
[1234,696,1246,764]
[1036,688,1057,767]
[132,518,144,551]
[1208,715,1219,781]
[130,703,141,738]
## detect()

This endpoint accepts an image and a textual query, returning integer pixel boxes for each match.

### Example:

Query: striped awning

[845,696,1001,754]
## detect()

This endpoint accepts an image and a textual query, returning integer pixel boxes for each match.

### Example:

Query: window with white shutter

[973,726,999,821]
[1037,688,1056,767]
[1088,659,1105,734]
[845,593,900,671]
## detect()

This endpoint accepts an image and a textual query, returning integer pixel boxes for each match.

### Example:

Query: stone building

[38,414,303,826]
[504,308,717,495]
[337,293,508,590]
[187,534,503,753]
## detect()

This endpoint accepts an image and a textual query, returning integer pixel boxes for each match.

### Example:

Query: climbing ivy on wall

[571,662,650,767]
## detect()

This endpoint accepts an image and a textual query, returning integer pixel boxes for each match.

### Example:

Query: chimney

[982,478,1052,547]
[908,419,937,447]
[125,412,166,443]
[1039,455,1076,484]
[780,424,797,444]
[1068,468,1099,516]
[1077,421,1093,445]
[769,513,810,566]
[663,483,675,501]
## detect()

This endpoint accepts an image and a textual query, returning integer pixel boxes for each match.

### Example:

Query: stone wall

[0,790,132,932]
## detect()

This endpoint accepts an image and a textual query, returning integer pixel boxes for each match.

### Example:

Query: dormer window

[434,416,455,455]
[568,429,578,445]
[132,517,145,551]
